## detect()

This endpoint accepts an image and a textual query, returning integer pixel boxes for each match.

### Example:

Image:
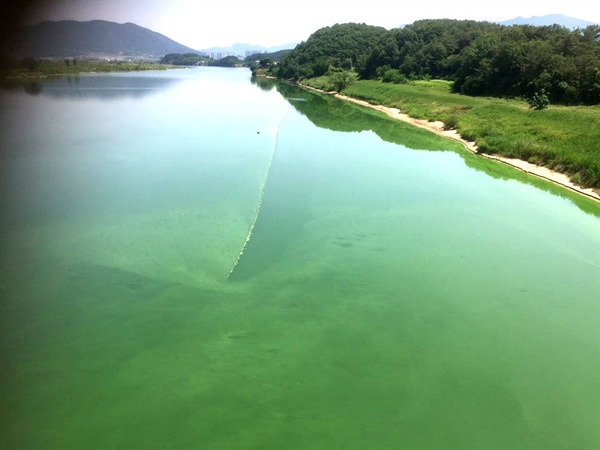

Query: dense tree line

[274,20,600,105]
[244,49,291,64]
[276,23,389,79]
[159,53,209,66]
[208,55,243,67]
[159,53,244,67]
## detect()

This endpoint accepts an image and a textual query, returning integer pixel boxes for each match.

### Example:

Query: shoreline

[301,84,600,202]
[0,64,173,80]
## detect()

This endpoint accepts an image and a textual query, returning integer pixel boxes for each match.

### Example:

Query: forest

[159,53,243,67]
[160,53,210,66]
[271,20,600,105]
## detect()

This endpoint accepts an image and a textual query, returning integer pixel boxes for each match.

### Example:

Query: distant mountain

[499,14,597,29]
[396,14,598,30]
[201,42,297,57]
[12,20,198,58]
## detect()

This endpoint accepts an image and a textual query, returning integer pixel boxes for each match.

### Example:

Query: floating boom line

[226,107,289,281]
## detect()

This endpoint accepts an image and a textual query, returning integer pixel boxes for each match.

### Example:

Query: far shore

[0,61,174,81]
[301,84,600,202]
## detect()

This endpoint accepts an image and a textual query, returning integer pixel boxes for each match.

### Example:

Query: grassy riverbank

[303,77,600,190]
[0,59,171,78]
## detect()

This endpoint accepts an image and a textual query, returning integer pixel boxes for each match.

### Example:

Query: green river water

[0,68,598,449]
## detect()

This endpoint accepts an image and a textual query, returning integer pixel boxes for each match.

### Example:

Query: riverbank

[0,60,171,79]
[301,83,600,202]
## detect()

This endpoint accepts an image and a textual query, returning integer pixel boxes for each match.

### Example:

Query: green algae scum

[1,68,599,449]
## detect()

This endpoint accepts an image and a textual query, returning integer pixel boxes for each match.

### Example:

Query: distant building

[210,52,237,60]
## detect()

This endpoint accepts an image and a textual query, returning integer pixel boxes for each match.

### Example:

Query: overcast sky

[22,0,600,49]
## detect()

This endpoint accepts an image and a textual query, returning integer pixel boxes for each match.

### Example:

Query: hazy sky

[23,0,600,49]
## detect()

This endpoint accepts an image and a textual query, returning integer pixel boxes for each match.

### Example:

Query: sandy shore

[302,85,600,202]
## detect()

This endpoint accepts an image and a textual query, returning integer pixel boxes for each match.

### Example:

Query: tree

[330,70,357,92]
[276,23,388,81]
[527,89,550,110]
[160,53,208,66]
[359,33,399,78]
[381,68,407,84]
[276,20,600,105]
[208,55,242,67]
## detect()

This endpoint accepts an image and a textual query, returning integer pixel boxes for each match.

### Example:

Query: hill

[271,20,600,188]
[274,20,600,105]
[499,14,597,29]
[276,23,389,79]
[11,20,198,59]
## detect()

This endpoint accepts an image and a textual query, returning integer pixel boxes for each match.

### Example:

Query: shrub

[444,115,459,130]
[330,70,357,92]
[528,89,550,110]
[382,69,407,84]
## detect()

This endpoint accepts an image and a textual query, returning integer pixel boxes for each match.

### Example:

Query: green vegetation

[160,53,210,66]
[527,89,550,110]
[274,20,600,105]
[247,50,292,77]
[276,23,388,80]
[303,69,357,92]
[267,20,600,189]
[302,77,600,189]
[244,49,291,65]
[0,57,169,78]
[159,53,247,68]
[208,55,243,67]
